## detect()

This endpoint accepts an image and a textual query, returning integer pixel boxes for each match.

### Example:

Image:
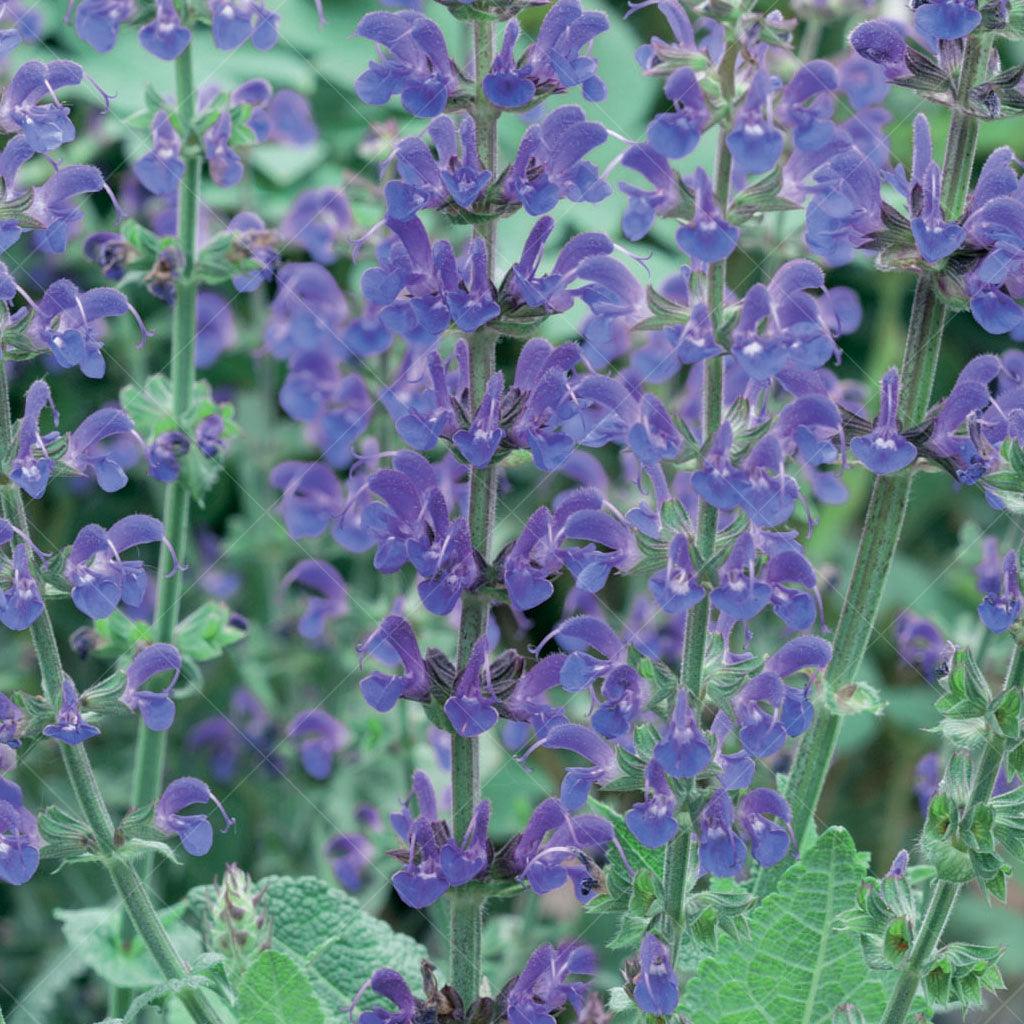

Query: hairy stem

[449,19,499,1006]
[879,643,1020,1024]
[113,45,202,1015]
[0,365,223,1024]
[754,33,992,898]
[663,45,736,951]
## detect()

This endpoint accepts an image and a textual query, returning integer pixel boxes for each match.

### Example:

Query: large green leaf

[189,875,426,1014]
[54,902,201,989]
[681,828,901,1024]
[237,950,326,1024]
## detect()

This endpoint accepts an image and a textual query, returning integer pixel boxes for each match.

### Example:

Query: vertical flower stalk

[663,41,737,946]
[0,362,225,1024]
[879,643,1022,1024]
[450,19,499,1007]
[112,43,202,1017]
[756,30,994,896]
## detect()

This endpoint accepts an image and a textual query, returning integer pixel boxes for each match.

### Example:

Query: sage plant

[2,0,1024,1022]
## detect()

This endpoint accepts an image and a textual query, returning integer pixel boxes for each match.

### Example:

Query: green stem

[449,19,499,1006]
[663,47,736,951]
[754,33,992,898]
[0,367,223,1024]
[113,46,202,1015]
[879,641,1019,1024]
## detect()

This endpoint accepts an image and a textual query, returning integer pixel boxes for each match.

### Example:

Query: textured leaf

[189,875,426,1014]
[237,950,326,1024]
[682,828,902,1024]
[55,902,201,989]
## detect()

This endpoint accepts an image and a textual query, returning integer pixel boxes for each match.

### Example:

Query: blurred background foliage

[1,0,1022,1021]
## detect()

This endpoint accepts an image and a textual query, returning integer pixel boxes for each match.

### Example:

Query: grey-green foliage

[682,828,905,1024]
[190,875,427,1015]
[236,950,326,1024]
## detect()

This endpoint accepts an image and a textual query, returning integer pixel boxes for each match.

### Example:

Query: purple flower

[507,943,597,1024]
[649,66,709,159]
[265,263,348,360]
[208,0,278,50]
[42,676,100,745]
[0,691,23,749]
[503,106,610,216]
[914,751,941,815]
[850,20,909,79]
[73,0,134,52]
[357,615,429,712]
[204,110,243,187]
[655,690,712,778]
[64,514,179,620]
[444,638,498,737]
[357,970,417,1024]
[727,71,783,172]
[139,0,190,59]
[0,59,81,153]
[282,187,352,265]
[28,164,111,255]
[632,934,679,1015]
[907,116,965,264]
[531,723,618,809]
[736,788,794,868]
[625,760,678,849]
[28,278,148,378]
[326,833,374,892]
[148,431,189,483]
[119,643,181,732]
[135,112,184,196]
[0,794,40,885]
[893,611,949,682]
[619,144,681,241]
[281,559,347,640]
[914,0,981,41]
[155,777,235,856]
[286,710,349,781]
[778,61,837,156]
[648,533,705,615]
[64,407,138,493]
[710,532,771,621]
[195,291,237,368]
[850,369,917,474]
[978,548,1022,633]
[697,789,746,877]
[0,545,44,632]
[9,379,57,499]
[676,167,738,264]
[187,688,279,783]
[355,10,457,118]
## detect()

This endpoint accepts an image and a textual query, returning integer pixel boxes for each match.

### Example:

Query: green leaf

[682,828,912,1024]
[173,601,246,661]
[237,950,326,1024]
[189,875,426,1014]
[55,901,201,989]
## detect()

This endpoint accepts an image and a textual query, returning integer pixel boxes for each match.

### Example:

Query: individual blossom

[286,710,349,781]
[282,187,352,265]
[195,291,237,368]
[357,615,429,712]
[0,58,82,153]
[119,643,181,732]
[208,0,279,50]
[625,760,678,849]
[654,689,712,778]
[648,66,709,159]
[893,611,949,682]
[904,116,965,265]
[849,19,910,80]
[134,111,184,196]
[204,110,244,188]
[0,692,23,750]
[8,379,57,500]
[850,369,917,474]
[530,723,619,809]
[710,532,771,622]
[727,71,783,172]
[154,776,235,856]
[138,0,191,60]
[0,544,44,631]
[631,934,679,1016]
[281,559,348,640]
[42,676,100,745]
[62,407,139,493]
[676,166,738,263]
[71,0,135,51]
[148,431,190,483]
[187,688,280,783]
[0,792,41,885]
[618,144,682,241]
[444,638,499,737]
[914,0,980,41]
[977,548,1022,633]
[326,832,375,892]
[355,10,458,118]
[26,165,116,255]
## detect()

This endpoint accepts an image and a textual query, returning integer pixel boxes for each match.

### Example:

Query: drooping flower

[119,643,181,732]
[154,776,235,856]
[506,942,597,1024]
[357,615,429,712]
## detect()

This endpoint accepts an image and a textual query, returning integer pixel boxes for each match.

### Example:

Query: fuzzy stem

[449,19,499,1007]
[879,640,1020,1024]
[754,32,992,898]
[0,367,224,1024]
[112,45,202,1016]
[663,45,736,952]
